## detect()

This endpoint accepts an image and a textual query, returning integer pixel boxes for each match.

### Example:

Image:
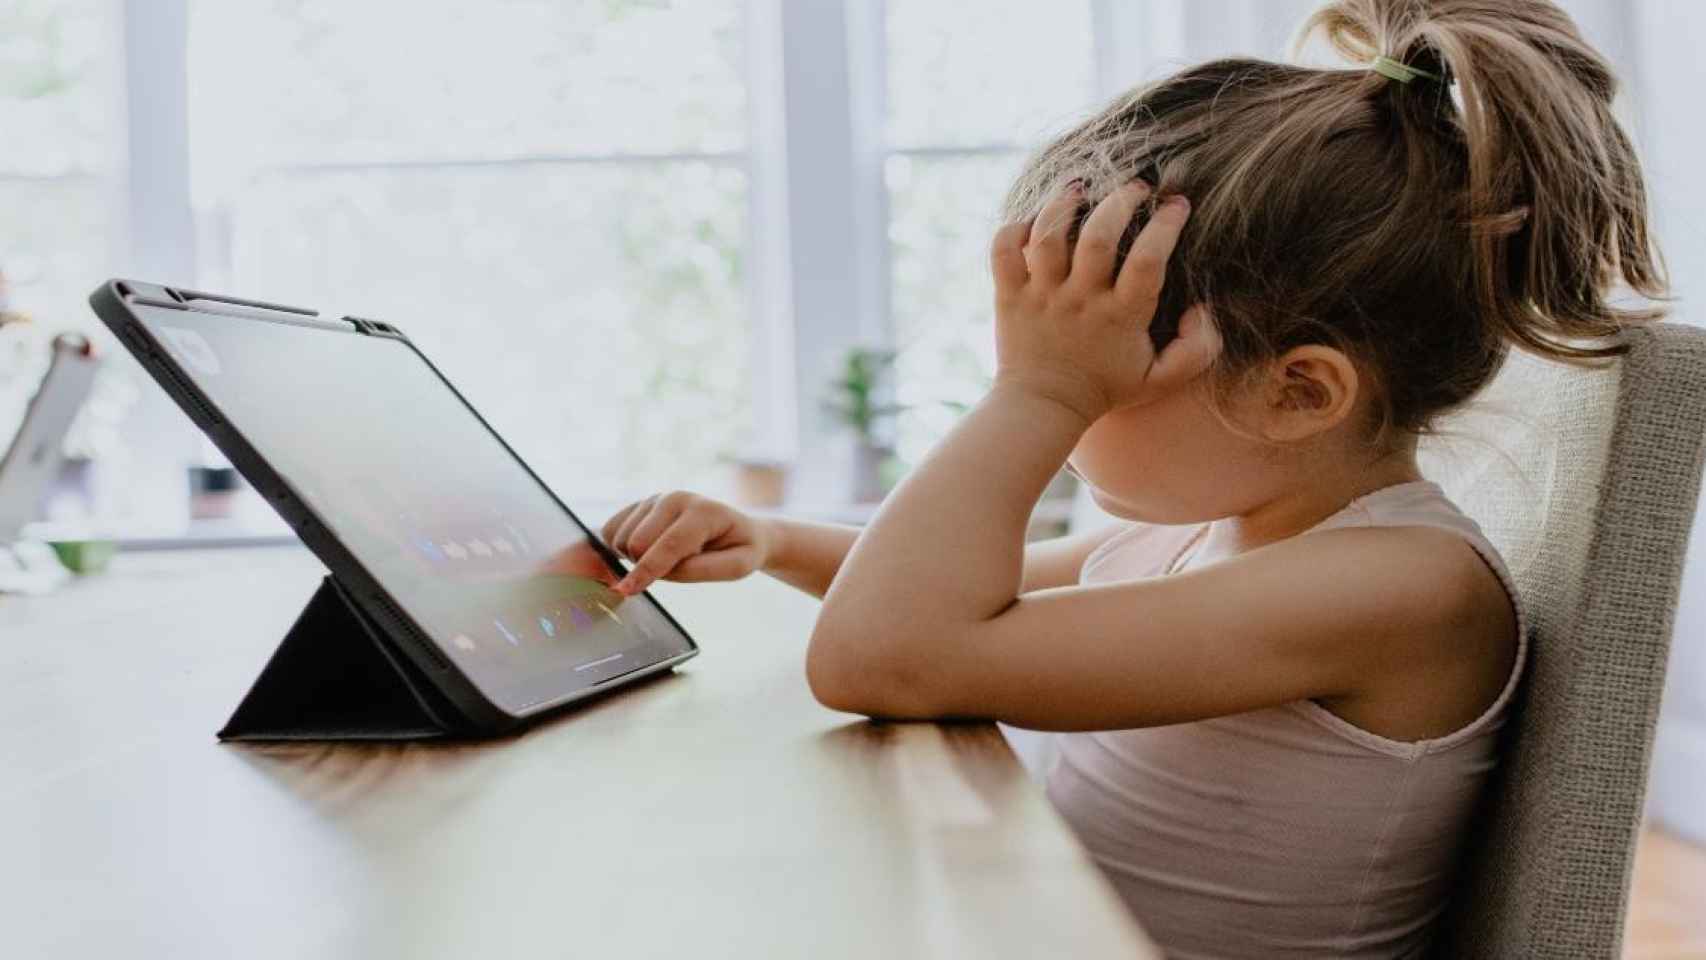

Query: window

[187,0,751,500]
[4,0,1108,535]
[883,1,1095,463]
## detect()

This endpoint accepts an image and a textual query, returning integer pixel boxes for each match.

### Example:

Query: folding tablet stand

[218,576,461,741]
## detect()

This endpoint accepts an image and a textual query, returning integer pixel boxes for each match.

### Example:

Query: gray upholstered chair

[1424,322,1706,958]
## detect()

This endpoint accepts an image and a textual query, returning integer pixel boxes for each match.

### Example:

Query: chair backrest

[1423,322,1706,959]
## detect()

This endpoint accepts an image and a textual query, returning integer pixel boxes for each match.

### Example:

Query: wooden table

[1,547,1157,959]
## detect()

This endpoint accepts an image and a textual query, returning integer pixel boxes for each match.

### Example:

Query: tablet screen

[133,302,694,714]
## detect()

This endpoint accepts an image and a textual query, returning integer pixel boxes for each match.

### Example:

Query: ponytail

[1303,0,1666,360]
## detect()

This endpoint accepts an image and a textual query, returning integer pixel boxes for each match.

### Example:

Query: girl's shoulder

[1308,480,1524,643]
[1294,481,1527,743]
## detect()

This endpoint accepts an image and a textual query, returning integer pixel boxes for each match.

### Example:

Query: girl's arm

[763,519,1116,597]
[805,180,1497,731]
[758,518,857,597]
[603,495,1120,600]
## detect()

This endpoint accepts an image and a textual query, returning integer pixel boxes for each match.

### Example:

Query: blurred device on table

[0,334,101,592]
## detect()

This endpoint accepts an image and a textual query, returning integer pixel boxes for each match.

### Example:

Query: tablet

[90,279,698,732]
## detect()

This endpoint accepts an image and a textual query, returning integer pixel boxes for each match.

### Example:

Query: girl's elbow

[805,624,937,718]
[803,635,856,712]
[806,661,871,715]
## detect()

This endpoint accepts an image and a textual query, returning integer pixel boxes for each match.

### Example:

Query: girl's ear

[1258,345,1359,442]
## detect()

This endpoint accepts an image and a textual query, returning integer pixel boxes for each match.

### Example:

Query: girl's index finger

[614,533,682,595]
[1115,195,1191,306]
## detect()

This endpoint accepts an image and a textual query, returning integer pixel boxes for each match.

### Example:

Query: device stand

[218,576,460,741]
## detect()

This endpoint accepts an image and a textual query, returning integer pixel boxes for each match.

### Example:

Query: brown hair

[1003,0,1666,443]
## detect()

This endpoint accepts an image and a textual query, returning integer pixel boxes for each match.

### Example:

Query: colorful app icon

[539,616,556,638]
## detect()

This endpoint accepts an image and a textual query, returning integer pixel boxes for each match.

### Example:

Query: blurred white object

[0,539,69,594]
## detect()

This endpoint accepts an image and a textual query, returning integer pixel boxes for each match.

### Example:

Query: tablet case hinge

[344,316,405,338]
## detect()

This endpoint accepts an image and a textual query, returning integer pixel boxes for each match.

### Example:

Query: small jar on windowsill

[729,457,790,509]
[188,465,243,520]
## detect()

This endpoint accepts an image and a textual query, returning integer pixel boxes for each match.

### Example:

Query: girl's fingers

[1116,195,1191,306]
[668,545,763,583]
[622,497,689,561]
[1023,180,1083,285]
[615,515,705,594]
[990,220,1032,292]
[1070,180,1150,291]
[609,495,659,558]
[1144,304,1222,394]
[600,501,642,548]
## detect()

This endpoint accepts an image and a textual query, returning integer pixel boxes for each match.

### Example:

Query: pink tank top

[1040,479,1528,959]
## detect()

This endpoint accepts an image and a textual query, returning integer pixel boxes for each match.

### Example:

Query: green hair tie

[1369,54,1443,84]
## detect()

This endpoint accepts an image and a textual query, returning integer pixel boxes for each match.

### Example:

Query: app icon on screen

[594,599,623,625]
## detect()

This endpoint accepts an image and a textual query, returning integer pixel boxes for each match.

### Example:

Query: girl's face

[1067,373,1283,525]
[1066,322,1383,526]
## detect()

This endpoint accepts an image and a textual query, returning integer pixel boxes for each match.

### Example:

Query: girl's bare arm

[603,496,1120,600]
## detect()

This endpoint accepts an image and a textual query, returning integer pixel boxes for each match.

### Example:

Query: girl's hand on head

[988,179,1221,424]
[600,491,772,596]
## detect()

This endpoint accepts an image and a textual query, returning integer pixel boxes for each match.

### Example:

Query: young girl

[600,0,1663,955]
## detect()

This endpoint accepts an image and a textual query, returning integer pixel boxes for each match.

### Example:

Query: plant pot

[852,440,894,504]
[731,459,789,508]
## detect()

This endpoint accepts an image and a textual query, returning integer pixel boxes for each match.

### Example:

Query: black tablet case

[92,278,696,743]
[219,576,464,741]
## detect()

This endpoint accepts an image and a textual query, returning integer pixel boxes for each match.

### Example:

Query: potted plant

[822,347,905,503]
